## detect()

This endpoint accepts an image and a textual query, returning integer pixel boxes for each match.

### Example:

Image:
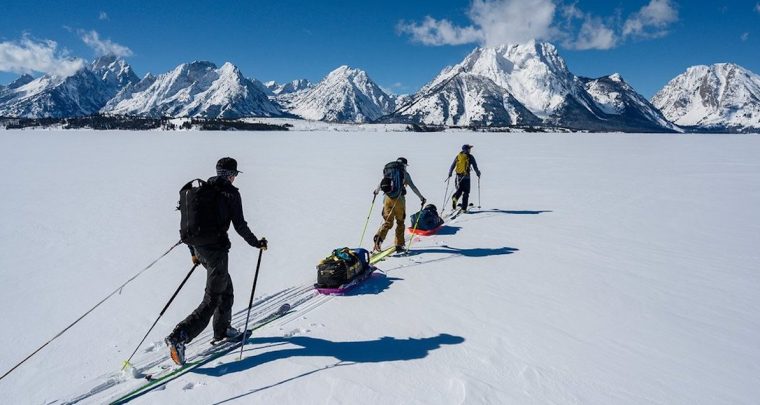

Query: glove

[191,255,200,265]
[421,198,427,206]
[373,189,379,196]
[258,238,268,251]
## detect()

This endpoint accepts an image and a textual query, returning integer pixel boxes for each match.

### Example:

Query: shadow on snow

[433,225,461,235]
[198,333,465,403]
[471,208,553,215]
[339,273,403,296]
[408,245,519,258]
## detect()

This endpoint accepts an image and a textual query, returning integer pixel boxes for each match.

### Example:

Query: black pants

[173,246,234,342]
[452,175,471,209]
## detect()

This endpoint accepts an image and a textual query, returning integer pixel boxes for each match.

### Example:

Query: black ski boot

[165,329,188,366]
[211,326,245,345]
[373,235,383,253]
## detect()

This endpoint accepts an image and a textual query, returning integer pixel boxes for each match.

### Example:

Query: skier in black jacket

[166,157,267,365]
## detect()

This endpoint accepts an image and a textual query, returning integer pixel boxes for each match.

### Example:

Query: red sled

[407,224,443,236]
[315,266,378,295]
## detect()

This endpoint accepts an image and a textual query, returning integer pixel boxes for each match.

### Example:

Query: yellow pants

[375,195,405,247]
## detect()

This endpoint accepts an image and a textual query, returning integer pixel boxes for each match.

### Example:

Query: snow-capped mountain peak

[391,40,673,131]
[281,65,394,122]
[652,63,760,132]
[90,55,139,93]
[7,74,35,90]
[420,40,584,121]
[280,79,312,95]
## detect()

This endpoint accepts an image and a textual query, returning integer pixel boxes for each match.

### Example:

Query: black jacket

[191,176,260,252]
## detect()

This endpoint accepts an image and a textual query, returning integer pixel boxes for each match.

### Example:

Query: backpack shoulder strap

[180,178,206,191]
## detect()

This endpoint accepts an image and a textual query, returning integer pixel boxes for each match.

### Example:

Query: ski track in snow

[1,131,759,404]
[48,204,493,404]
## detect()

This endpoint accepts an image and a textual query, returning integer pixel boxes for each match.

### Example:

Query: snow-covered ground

[0,130,758,404]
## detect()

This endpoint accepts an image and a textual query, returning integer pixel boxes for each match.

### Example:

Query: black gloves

[258,238,268,250]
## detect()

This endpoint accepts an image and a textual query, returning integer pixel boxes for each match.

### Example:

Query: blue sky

[1,0,758,98]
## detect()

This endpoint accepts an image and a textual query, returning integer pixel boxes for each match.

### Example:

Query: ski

[369,245,396,264]
[447,208,463,220]
[109,303,292,404]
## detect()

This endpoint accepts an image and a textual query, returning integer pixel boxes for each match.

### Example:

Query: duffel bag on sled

[409,204,445,235]
[316,247,371,288]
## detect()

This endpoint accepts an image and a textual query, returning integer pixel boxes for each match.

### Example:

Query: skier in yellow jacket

[448,144,481,213]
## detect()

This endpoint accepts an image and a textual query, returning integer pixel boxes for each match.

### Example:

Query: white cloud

[741,32,750,41]
[572,17,618,50]
[0,35,84,77]
[398,0,678,51]
[467,0,557,47]
[79,30,132,57]
[623,0,679,39]
[398,0,554,47]
[99,11,109,21]
[396,16,483,46]
[755,3,760,13]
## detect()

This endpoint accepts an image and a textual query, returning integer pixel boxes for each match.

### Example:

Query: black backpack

[380,161,405,198]
[178,179,224,246]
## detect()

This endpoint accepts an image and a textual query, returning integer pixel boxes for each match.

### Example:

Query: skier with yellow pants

[373,157,426,254]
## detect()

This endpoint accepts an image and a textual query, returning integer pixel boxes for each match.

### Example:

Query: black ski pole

[122,263,200,370]
[239,241,265,360]
[406,200,426,252]
[478,176,481,208]
[441,176,451,217]
[0,240,182,382]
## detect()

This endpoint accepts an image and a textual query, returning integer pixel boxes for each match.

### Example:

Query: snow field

[0,130,758,404]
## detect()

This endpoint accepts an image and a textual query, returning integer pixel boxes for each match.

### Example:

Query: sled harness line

[122,262,200,371]
[0,239,183,382]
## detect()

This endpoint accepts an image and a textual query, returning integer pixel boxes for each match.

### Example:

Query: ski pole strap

[0,240,183,382]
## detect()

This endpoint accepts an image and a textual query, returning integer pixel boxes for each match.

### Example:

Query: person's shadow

[197,333,465,403]
[409,245,519,258]
[472,209,552,215]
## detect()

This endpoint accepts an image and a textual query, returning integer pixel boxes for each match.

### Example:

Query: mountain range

[101,61,285,118]
[1,41,758,132]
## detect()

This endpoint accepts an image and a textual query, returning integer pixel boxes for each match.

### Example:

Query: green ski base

[369,245,396,264]
[110,307,292,404]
